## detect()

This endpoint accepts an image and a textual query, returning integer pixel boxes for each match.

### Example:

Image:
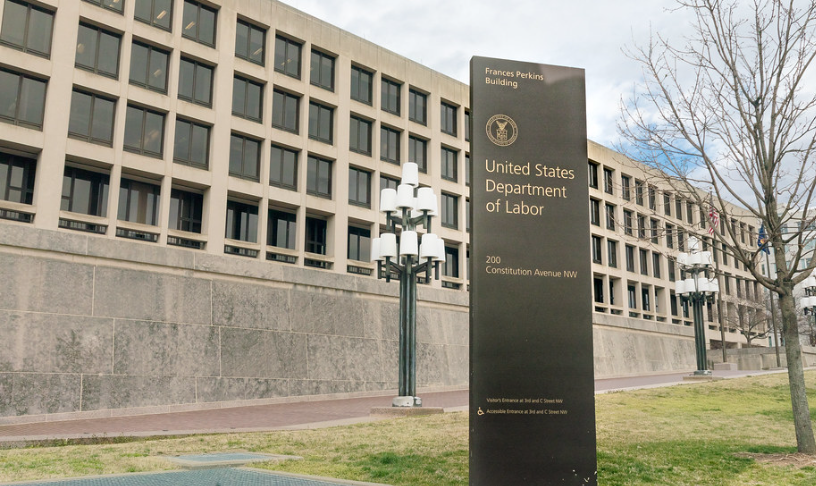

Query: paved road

[0,369,785,445]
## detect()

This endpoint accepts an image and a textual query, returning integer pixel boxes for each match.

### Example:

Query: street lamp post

[370,163,444,407]
[675,236,719,376]
[802,275,816,344]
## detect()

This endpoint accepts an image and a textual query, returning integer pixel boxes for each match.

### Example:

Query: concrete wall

[710,346,816,370]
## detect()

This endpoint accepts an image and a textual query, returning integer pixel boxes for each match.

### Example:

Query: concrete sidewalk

[0,369,785,445]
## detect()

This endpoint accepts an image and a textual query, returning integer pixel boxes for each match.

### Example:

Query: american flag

[707,196,719,235]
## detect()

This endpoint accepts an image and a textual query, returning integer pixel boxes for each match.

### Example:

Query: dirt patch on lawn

[735,452,816,468]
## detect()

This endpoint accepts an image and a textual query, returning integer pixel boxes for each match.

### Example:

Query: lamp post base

[693,369,713,376]
[392,396,423,407]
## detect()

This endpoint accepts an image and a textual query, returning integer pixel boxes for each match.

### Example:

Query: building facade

[0,0,764,423]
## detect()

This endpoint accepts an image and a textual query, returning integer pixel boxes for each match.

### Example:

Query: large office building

[0,0,764,423]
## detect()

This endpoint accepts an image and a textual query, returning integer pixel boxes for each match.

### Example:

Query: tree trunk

[778,291,816,454]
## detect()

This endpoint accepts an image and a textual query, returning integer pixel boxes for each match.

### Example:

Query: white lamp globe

[401,163,419,186]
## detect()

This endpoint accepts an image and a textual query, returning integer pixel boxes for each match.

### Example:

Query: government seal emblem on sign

[486,114,518,146]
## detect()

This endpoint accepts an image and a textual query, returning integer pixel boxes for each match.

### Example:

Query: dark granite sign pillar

[469,56,597,485]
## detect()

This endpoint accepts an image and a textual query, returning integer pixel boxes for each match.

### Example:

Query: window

[68,90,115,145]
[61,166,109,216]
[229,133,260,181]
[465,110,471,142]
[651,218,660,244]
[409,89,426,124]
[441,102,457,136]
[380,126,400,164]
[118,178,159,225]
[590,198,600,226]
[605,203,615,230]
[380,174,399,191]
[178,57,213,106]
[592,235,602,263]
[135,0,173,31]
[173,118,209,169]
[308,101,333,144]
[1,152,36,204]
[625,245,635,272]
[169,188,202,233]
[182,0,216,47]
[678,230,685,251]
[603,168,614,194]
[623,210,633,236]
[640,249,649,275]
[588,162,598,189]
[123,105,164,157]
[666,224,674,248]
[235,19,264,65]
[635,180,644,205]
[0,0,53,57]
[444,245,459,278]
[721,242,729,265]
[594,278,604,304]
[76,24,120,78]
[348,166,371,207]
[129,41,169,93]
[637,215,646,239]
[442,193,458,229]
[269,145,297,190]
[272,89,299,133]
[225,200,258,242]
[381,78,400,115]
[607,240,618,268]
[274,35,301,78]
[675,198,683,220]
[310,49,335,91]
[409,136,427,172]
[0,69,46,129]
[232,76,263,122]
[349,116,371,155]
[441,147,458,182]
[664,193,671,215]
[348,226,371,262]
[350,66,373,104]
[687,202,694,224]
[305,216,327,254]
[668,259,676,282]
[648,186,656,210]
[83,0,123,13]
[268,209,296,249]
[306,155,332,198]
[642,288,651,312]
[628,285,637,309]
[465,154,471,186]
[653,253,661,278]
[621,175,631,201]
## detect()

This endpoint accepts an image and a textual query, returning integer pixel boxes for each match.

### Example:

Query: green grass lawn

[1,371,815,485]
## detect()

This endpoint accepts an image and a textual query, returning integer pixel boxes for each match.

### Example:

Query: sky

[280,0,695,148]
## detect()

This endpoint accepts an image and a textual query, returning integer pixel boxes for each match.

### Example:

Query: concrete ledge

[369,407,444,417]
[713,362,738,371]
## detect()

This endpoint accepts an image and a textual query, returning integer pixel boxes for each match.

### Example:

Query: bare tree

[619,0,816,453]
[721,291,771,347]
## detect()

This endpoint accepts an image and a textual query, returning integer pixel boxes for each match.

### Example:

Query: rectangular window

[307,155,332,198]
[648,186,657,210]
[271,89,299,133]
[129,41,169,93]
[594,278,604,304]
[0,152,36,204]
[348,166,371,207]
[642,288,651,312]
[350,66,373,104]
[441,147,458,182]
[68,89,115,145]
[0,68,46,129]
[232,76,263,122]
[650,218,660,244]
[308,101,333,144]
[235,18,265,65]
[687,202,694,224]
[310,49,335,91]
[640,249,649,276]
[637,215,646,239]
[381,78,400,115]
[229,133,260,181]
[442,193,458,229]
[178,57,213,106]
[722,242,729,266]
[607,240,618,268]
[625,245,635,272]
[465,110,471,142]
[83,0,123,13]
[588,162,598,189]
[668,259,676,282]
[666,223,674,248]
[623,210,633,236]
[628,285,637,309]
[676,198,683,220]
[349,115,372,155]
[173,118,209,169]
[0,0,53,57]
[380,126,400,164]
[380,175,399,192]
[441,101,457,136]
[678,229,685,251]
[348,226,371,262]
[444,245,459,278]
[603,168,614,194]
[653,253,661,278]
[118,178,159,225]
[269,144,297,190]
[274,35,301,78]
[590,198,600,226]
[225,200,258,243]
[305,216,327,255]
[465,153,471,186]
[409,136,427,173]
[635,179,644,205]
[135,0,173,31]
[182,0,216,47]
[123,105,164,157]
[664,193,671,215]
[169,188,202,233]
[268,209,296,249]
[621,175,631,201]
[592,235,602,264]
[605,203,615,230]
[409,89,426,124]
[61,165,109,216]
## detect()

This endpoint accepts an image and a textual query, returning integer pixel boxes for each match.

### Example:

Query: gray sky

[281,0,693,147]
